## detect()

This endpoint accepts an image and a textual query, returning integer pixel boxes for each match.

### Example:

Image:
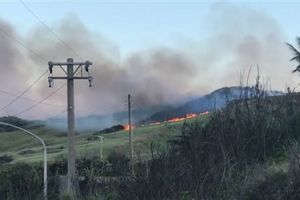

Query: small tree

[286,37,300,73]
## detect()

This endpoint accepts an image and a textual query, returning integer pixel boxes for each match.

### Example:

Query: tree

[287,37,300,73]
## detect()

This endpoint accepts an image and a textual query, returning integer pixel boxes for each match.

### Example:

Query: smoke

[0,3,298,120]
[0,19,38,116]
[0,20,25,88]
[186,3,295,92]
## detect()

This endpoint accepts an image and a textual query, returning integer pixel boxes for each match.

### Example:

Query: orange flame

[167,113,198,123]
[186,113,197,119]
[167,117,185,123]
[125,112,209,129]
[123,124,134,131]
[200,111,209,115]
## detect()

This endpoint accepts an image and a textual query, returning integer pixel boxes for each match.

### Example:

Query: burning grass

[150,111,209,125]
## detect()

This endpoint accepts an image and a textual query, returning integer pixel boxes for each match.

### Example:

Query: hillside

[0,116,204,163]
[145,86,283,122]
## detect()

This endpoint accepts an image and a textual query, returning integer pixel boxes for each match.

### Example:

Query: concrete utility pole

[128,94,134,175]
[48,58,92,194]
[98,136,104,160]
[0,122,48,200]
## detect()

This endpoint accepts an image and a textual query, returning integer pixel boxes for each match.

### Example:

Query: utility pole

[98,136,104,160]
[48,58,92,195]
[128,94,134,175]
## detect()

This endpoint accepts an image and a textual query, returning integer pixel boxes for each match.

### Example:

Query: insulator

[84,61,90,72]
[48,62,53,74]
[48,77,53,88]
[88,76,93,87]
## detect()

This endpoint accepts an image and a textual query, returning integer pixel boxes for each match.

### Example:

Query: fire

[186,113,197,119]
[200,111,209,115]
[123,112,209,130]
[167,113,198,123]
[167,117,186,123]
[123,124,134,131]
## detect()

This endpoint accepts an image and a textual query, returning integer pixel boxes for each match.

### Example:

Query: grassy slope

[0,117,206,163]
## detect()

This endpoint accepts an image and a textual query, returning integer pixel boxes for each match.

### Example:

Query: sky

[0,0,300,119]
[1,0,299,55]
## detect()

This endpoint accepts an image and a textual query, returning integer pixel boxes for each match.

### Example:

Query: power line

[15,65,86,117]
[0,88,64,108]
[0,19,57,113]
[0,26,47,62]
[0,70,48,113]
[15,83,66,116]
[0,0,87,118]
[0,4,77,116]
[0,28,62,114]
[18,0,83,60]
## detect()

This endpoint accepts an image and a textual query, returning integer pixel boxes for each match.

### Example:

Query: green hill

[0,116,204,163]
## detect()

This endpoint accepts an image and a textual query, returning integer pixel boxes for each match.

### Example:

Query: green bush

[0,163,43,200]
[241,143,300,199]
[106,151,130,176]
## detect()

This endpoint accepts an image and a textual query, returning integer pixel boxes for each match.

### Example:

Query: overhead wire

[0,88,64,108]
[15,69,84,116]
[0,26,47,63]
[18,0,84,60]
[0,70,48,112]
[0,15,53,113]
[0,0,89,117]
[15,83,66,116]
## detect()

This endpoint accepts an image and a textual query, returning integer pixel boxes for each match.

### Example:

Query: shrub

[0,163,43,200]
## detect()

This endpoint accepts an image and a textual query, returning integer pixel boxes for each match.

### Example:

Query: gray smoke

[0,4,298,120]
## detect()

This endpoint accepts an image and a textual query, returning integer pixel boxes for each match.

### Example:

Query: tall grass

[111,78,300,199]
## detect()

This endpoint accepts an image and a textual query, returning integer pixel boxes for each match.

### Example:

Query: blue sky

[0,0,299,56]
[0,0,210,55]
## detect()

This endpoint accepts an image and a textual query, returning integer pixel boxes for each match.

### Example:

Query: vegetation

[106,80,300,199]
[286,37,300,73]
